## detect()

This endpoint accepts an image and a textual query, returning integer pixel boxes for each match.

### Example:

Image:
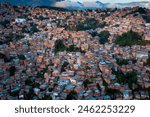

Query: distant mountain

[54,0,105,10]
[54,1,150,10]
[106,1,150,9]
[0,0,150,9]
[54,1,84,10]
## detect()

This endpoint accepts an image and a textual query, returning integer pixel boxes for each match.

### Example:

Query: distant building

[15,18,26,23]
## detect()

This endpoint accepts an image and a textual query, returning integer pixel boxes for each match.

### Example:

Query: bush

[54,40,67,53]
[105,88,121,99]
[38,15,48,21]
[22,23,39,34]
[25,78,33,86]
[116,58,128,65]
[36,72,44,78]
[98,30,110,44]
[0,20,10,28]
[65,18,107,31]
[54,40,85,53]
[112,69,137,89]
[61,61,69,72]
[66,91,78,100]
[18,54,26,60]
[9,66,16,76]
[142,15,150,23]
[114,30,149,46]
[41,95,52,100]
[67,45,85,53]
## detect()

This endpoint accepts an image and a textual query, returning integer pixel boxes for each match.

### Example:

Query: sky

[0,0,149,6]
[70,0,150,3]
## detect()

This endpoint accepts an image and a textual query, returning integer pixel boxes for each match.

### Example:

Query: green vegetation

[18,14,28,19]
[9,88,20,98]
[9,66,16,76]
[54,40,85,53]
[101,13,110,20]
[36,72,44,78]
[96,83,101,92]
[54,40,67,53]
[0,53,11,62]
[41,95,52,100]
[24,87,35,100]
[112,69,138,89]
[116,58,128,65]
[0,33,24,45]
[143,15,150,23]
[83,79,91,89]
[38,15,48,21]
[61,61,69,72]
[116,58,137,66]
[67,45,85,53]
[114,30,150,46]
[65,18,107,31]
[123,7,147,18]
[22,23,39,34]
[105,88,121,99]
[98,30,110,44]
[29,23,39,34]
[25,78,40,88]
[0,20,10,28]
[18,54,26,60]
[122,10,138,18]
[25,78,33,86]
[66,91,78,100]
[145,88,150,97]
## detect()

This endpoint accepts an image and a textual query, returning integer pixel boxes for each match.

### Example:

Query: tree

[126,71,137,89]
[36,72,44,78]
[18,54,26,60]
[83,79,90,89]
[101,13,110,20]
[30,24,39,34]
[67,45,85,53]
[0,20,10,28]
[114,30,146,46]
[25,78,33,86]
[116,58,128,65]
[41,95,52,100]
[54,40,85,53]
[24,88,35,100]
[66,91,78,100]
[61,61,69,72]
[96,83,101,92]
[9,66,16,76]
[98,30,110,44]
[54,40,67,53]
[112,69,138,87]
[105,88,121,99]
[9,88,20,99]
[0,53,11,62]
[143,15,150,23]
[65,18,107,31]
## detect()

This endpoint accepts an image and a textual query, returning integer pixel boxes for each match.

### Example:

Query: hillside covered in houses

[0,2,150,100]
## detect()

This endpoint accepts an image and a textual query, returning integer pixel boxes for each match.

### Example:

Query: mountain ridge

[0,0,150,9]
[54,1,150,10]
